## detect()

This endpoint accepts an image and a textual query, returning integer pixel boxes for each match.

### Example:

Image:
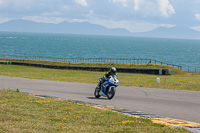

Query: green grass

[0,64,200,91]
[0,89,189,133]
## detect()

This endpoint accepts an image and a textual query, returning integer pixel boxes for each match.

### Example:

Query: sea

[0,31,200,67]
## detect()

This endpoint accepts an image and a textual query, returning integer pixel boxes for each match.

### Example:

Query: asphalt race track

[0,75,200,123]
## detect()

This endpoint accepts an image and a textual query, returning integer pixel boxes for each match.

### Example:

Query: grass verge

[0,89,189,133]
[0,64,200,91]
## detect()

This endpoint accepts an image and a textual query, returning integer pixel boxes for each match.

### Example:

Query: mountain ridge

[133,26,200,39]
[0,19,200,39]
[0,19,131,36]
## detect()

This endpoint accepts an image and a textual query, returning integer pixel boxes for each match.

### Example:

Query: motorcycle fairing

[102,80,114,95]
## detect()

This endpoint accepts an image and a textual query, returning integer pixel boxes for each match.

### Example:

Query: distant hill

[0,19,200,39]
[133,26,200,40]
[0,19,131,36]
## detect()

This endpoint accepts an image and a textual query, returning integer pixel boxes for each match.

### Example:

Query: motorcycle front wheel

[107,86,115,99]
[94,87,101,98]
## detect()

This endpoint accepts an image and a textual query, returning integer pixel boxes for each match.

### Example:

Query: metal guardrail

[181,66,200,73]
[0,55,198,72]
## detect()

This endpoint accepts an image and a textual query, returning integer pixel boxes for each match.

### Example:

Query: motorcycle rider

[98,67,117,91]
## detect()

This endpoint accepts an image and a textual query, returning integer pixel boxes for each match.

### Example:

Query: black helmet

[110,67,116,74]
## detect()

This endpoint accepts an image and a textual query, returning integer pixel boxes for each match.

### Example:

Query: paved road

[0,75,200,123]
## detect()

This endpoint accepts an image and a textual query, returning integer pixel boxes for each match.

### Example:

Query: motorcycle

[94,75,119,99]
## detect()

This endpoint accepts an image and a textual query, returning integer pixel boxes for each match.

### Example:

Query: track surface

[1,75,200,123]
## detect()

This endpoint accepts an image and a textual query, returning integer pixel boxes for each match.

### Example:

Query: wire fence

[181,66,200,73]
[1,55,199,72]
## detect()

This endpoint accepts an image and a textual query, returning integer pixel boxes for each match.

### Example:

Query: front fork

[108,86,112,92]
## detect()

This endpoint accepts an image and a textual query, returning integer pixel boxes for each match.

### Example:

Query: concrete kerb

[23,92,200,133]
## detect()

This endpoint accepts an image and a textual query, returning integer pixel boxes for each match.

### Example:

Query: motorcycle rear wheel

[107,86,115,99]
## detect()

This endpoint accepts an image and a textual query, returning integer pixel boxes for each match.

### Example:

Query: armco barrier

[0,61,11,64]
[11,62,171,75]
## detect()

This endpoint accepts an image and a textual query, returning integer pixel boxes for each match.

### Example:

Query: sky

[0,0,200,32]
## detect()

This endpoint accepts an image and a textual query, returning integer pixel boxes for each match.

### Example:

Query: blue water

[0,31,200,66]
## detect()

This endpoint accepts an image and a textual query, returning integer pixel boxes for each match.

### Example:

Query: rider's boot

[98,79,104,91]
[100,84,103,91]
[97,82,101,90]
[98,82,104,91]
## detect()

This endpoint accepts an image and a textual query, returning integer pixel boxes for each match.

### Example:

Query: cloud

[134,0,141,11]
[134,0,175,17]
[86,10,94,17]
[158,0,175,17]
[0,0,90,19]
[110,0,175,17]
[0,0,3,5]
[195,14,200,20]
[41,12,62,16]
[110,0,127,7]
[75,0,88,6]
[0,17,12,23]
[191,25,200,31]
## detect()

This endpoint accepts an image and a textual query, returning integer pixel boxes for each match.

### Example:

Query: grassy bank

[0,64,200,91]
[0,58,184,75]
[0,89,189,133]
